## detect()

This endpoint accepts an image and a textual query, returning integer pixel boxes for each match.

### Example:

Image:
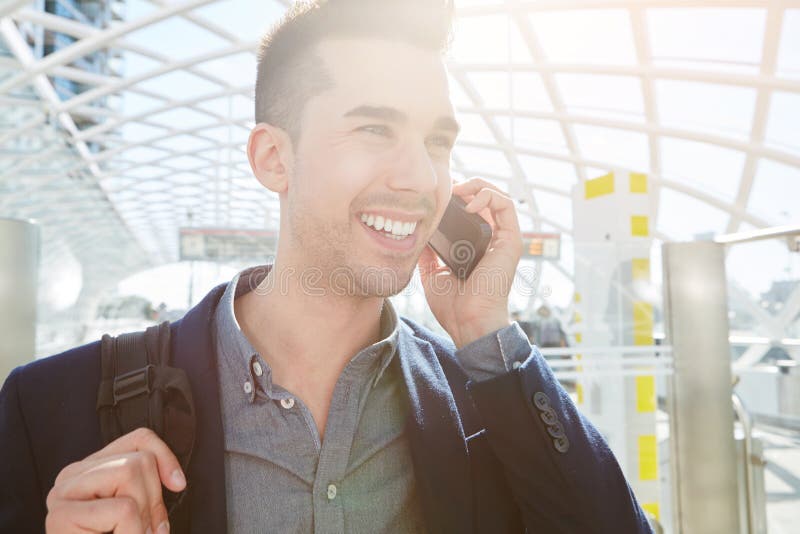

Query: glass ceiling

[0,0,798,330]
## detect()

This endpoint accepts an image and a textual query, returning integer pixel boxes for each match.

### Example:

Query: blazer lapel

[171,283,229,534]
[397,324,473,534]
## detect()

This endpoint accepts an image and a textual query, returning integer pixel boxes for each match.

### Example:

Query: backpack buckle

[113,365,154,405]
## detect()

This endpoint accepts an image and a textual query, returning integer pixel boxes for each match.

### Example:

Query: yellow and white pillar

[571,170,660,521]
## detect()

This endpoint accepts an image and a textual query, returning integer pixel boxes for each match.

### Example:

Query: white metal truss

[0,0,798,349]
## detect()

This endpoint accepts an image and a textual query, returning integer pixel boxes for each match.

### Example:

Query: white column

[0,218,39,381]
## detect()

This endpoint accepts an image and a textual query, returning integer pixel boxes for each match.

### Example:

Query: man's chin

[349,262,415,298]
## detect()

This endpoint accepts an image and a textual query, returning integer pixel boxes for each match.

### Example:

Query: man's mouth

[359,212,419,241]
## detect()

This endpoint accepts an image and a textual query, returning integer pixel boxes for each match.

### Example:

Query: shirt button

[280,397,295,409]
[327,484,337,500]
[252,361,263,377]
[512,361,522,369]
[243,381,253,395]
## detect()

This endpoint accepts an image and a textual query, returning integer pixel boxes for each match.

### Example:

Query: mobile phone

[428,196,493,279]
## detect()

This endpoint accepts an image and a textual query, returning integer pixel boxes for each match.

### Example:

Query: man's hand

[45,427,186,534]
[418,178,524,348]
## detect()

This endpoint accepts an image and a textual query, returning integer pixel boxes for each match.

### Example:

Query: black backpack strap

[96,321,195,530]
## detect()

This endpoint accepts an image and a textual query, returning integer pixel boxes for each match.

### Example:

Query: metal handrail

[732,391,756,534]
[714,224,800,246]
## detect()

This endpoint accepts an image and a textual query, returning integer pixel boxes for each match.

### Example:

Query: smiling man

[1,1,653,533]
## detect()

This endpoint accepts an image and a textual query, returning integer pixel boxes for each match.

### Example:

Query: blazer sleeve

[463,327,653,534]
[0,366,47,533]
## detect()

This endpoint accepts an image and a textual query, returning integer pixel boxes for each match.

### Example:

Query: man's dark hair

[255,0,455,143]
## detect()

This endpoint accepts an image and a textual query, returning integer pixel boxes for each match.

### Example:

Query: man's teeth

[360,213,417,238]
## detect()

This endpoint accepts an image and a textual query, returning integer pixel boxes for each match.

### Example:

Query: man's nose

[386,140,439,193]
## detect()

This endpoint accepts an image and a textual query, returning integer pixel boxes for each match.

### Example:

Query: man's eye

[427,135,454,150]
[359,125,392,137]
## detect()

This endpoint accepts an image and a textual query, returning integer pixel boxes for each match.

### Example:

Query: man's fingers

[463,187,521,235]
[87,427,186,492]
[53,452,168,533]
[46,497,144,534]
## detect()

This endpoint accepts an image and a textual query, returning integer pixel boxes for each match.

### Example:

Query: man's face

[283,38,457,297]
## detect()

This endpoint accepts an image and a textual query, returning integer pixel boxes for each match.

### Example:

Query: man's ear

[247,123,293,193]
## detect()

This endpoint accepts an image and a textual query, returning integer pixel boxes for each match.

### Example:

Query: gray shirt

[214,270,427,534]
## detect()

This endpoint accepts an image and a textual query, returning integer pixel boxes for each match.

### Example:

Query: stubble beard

[288,207,418,299]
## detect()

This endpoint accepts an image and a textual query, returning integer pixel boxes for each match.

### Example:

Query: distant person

[532,305,568,348]
[510,310,535,343]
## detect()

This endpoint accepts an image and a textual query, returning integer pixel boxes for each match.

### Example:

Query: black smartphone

[428,196,493,279]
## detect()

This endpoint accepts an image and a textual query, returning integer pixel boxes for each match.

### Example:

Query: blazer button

[532,391,550,411]
[554,436,570,453]
[547,420,566,439]
[539,407,558,426]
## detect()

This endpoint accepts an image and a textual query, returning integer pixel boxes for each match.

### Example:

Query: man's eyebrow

[343,106,407,123]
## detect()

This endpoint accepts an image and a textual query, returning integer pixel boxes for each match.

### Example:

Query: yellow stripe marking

[630,172,648,193]
[585,172,615,199]
[633,301,654,346]
[642,502,660,520]
[639,435,658,481]
[631,215,649,237]
[632,258,650,282]
[636,375,656,413]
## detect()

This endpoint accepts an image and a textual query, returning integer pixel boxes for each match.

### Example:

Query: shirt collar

[214,264,401,403]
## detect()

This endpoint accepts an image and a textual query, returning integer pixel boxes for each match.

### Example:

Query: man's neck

[233,261,385,435]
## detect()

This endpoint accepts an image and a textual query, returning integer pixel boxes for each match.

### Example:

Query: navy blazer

[1,281,652,533]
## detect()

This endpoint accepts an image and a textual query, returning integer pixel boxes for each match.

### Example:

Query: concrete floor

[760,428,800,534]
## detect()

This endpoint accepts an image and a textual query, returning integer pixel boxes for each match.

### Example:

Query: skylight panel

[134,71,223,101]
[154,134,215,153]
[159,155,208,171]
[555,73,644,121]
[647,8,766,73]
[453,146,512,177]
[122,165,168,180]
[459,71,550,112]
[656,187,730,242]
[656,80,756,141]
[453,112,495,143]
[515,73,554,112]
[452,15,532,64]
[529,9,637,65]
[196,94,253,120]
[764,91,800,156]
[533,189,572,230]
[748,158,800,225]
[496,116,568,155]
[125,17,230,61]
[660,137,744,201]
[119,122,168,143]
[518,155,578,193]
[124,0,158,20]
[195,125,247,144]
[118,145,170,163]
[447,75,473,108]
[121,91,164,115]
[573,124,649,172]
[191,0,284,43]
[194,52,258,89]
[148,108,214,129]
[777,9,800,79]
[466,71,509,108]
[121,51,162,78]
